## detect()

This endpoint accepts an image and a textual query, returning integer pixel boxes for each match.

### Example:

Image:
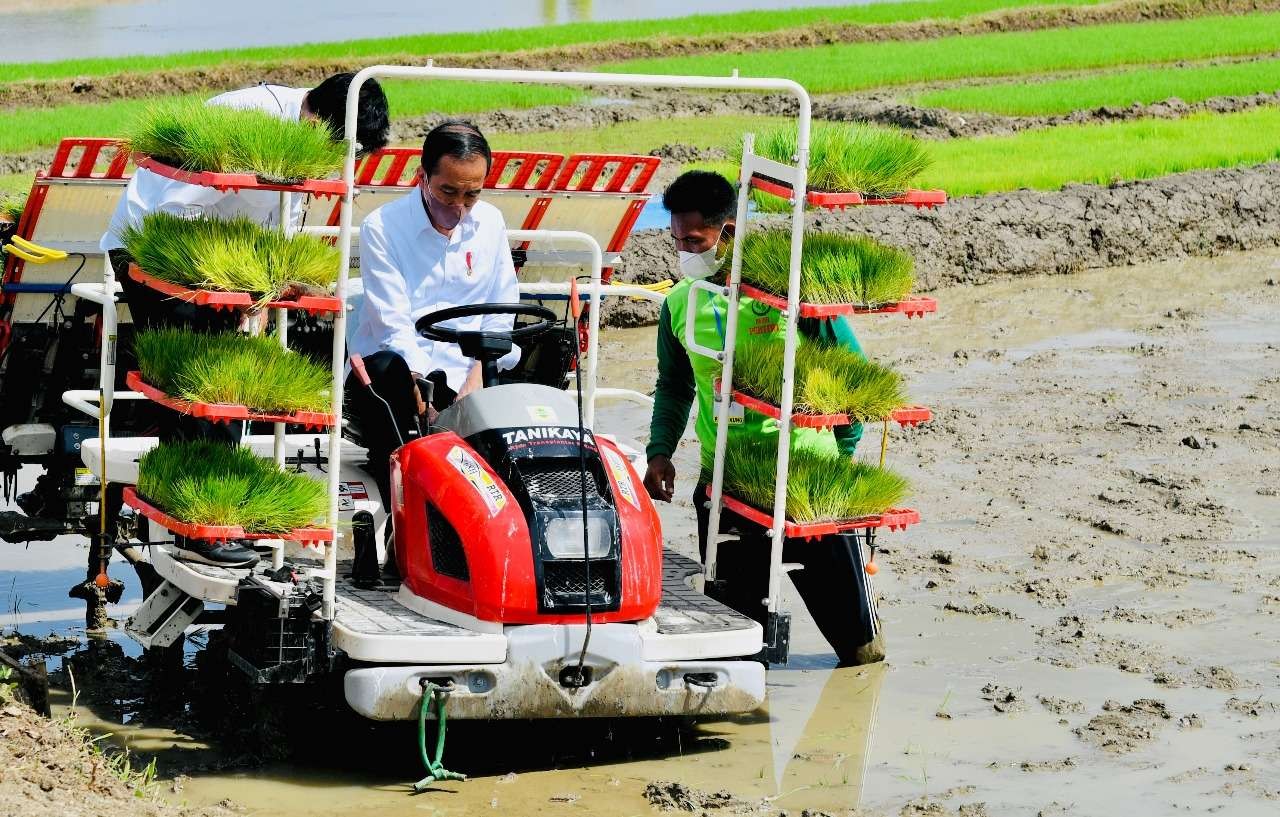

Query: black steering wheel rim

[414,302,558,344]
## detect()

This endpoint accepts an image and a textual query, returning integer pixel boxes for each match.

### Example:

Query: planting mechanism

[0,64,940,763]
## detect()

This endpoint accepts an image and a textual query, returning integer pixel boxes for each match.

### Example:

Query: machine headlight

[543,514,613,559]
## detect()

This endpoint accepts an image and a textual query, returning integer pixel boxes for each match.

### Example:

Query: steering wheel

[414,302,555,344]
[414,302,558,389]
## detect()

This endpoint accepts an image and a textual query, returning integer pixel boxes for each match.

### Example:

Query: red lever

[350,354,372,387]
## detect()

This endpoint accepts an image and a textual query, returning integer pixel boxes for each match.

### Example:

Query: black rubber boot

[174,537,260,569]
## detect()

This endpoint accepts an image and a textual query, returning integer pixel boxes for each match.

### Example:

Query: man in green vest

[643,170,882,666]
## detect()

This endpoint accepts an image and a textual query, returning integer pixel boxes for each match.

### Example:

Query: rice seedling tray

[126,370,336,429]
[135,156,347,197]
[123,486,334,545]
[713,487,919,539]
[739,282,937,319]
[728,386,931,429]
[128,264,340,314]
[750,176,946,210]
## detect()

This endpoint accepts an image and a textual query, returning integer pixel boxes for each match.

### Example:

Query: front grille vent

[543,560,608,597]
[427,504,469,581]
[524,464,601,501]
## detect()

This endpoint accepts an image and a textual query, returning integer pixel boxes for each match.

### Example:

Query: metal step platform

[138,545,761,664]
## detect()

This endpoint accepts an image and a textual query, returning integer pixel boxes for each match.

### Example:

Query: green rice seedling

[121,212,339,302]
[0,193,24,223]
[733,336,906,419]
[235,468,329,533]
[723,435,908,523]
[125,100,345,182]
[741,229,914,306]
[135,328,330,413]
[137,440,327,532]
[737,122,931,196]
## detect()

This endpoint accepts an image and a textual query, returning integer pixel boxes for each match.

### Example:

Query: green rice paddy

[915,56,1280,115]
[603,13,1280,95]
[0,0,1113,85]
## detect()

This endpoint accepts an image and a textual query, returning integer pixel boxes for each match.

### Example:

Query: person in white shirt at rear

[347,120,519,502]
[101,73,391,336]
[98,74,389,570]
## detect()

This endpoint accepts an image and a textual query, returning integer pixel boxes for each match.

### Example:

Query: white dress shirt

[349,189,520,392]
[100,84,309,252]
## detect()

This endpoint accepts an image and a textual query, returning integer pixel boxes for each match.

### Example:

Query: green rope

[413,681,466,792]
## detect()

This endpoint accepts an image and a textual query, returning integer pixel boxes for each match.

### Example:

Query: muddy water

[0,0,879,65]
[9,247,1280,814]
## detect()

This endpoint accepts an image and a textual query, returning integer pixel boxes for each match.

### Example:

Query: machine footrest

[125,579,204,649]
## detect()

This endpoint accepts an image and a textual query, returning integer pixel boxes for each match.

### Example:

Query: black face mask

[421,181,464,232]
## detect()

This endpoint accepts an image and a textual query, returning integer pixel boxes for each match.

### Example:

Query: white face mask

[677,230,729,280]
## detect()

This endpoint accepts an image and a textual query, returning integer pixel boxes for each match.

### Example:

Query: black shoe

[174,538,260,569]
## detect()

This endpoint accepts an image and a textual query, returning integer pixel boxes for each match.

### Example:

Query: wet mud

[609,161,1280,326]
[3,248,1278,814]
[1,0,1274,110]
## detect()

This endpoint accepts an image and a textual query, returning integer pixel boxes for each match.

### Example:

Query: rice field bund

[2,2,1280,817]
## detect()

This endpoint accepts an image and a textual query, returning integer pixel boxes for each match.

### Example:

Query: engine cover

[392,418,662,625]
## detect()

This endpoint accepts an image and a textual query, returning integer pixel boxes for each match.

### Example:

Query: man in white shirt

[103,72,390,335]
[348,121,519,500]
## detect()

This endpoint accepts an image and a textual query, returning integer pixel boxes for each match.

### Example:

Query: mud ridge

[2,0,1275,110]
[606,161,1280,326]
[386,82,1280,143]
[6,82,1277,179]
[0,695,234,817]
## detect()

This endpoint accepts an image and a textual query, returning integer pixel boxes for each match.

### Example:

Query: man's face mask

[421,180,465,232]
[678,227,729,280]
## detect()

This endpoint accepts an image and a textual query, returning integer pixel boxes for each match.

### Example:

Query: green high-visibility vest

[664,278,861,474]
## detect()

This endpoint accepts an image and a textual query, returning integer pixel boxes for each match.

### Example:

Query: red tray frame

[128,264,339,314]
[124,486,333,545]
[729,387,931,429]
[126,371,334,429]
[135,156,347,197]
[713,487,919,540]
[750,176,946,210]
[739,282,937,319]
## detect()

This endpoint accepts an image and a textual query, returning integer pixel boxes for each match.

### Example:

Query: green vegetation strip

[122,213,339,304]
[135,329,330,414]
[0,0,1111,85]
[724,435,908,523]
[604,12,1280,94]
[917,105,1280,195]
[127,101,344,181]
[0,175,28,200]
[0,85,582,157]
[491,106,1280,197]
[915,55,1280,115]
[137,441,327,532]
[734,337,906,420]
[741,230,915,305]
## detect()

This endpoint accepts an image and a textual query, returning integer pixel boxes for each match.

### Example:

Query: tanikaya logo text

[502,426,596,445]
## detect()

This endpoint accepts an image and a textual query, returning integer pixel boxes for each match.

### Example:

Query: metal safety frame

[337,65,811,632]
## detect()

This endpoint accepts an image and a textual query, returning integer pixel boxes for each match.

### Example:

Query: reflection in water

[766,664,884,810]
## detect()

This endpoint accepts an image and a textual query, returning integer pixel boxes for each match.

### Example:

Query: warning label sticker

[447,446,507,516]
[339,481,370,511]
[601,446,640,510]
